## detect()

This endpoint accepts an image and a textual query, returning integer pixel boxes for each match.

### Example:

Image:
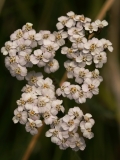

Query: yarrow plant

[1,11,113,151]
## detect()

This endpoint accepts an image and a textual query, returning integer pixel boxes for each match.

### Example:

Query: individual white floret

[12,107,28,124]
[10,29,23,41]
[45,125,63,140]
[64,60,77,78]
[91,69,103,82]
[84,22,98,33]
[21,93,37,106]
[51,99,65,115]
[25,104,40,120]
[67,11,76,20]
[37,77,55,92]
[53,30,68,46]
[100,38,113,52]
[18,49,33,67]
[62,115,80,132]
[15,38,31,52]
[70,34,87,49]
[38,30,55,45]
[44,59,59,73]
[25,118,42,135]
[56,16,74,30]
[23,29,37,48]
[75,52,92,67]
[61,47,77,59]
[80,114,95,139]
[82,78,100,98]
[74,67,92,84]
[68,106,83,120]
[56,81,70,97]
[56,137,69,150]
[1,41,17,56]
[25,71,43,86]
[42,111,57,125]
[68,27,83,37]
[64,84,80,100]
[5,53,19,69]
[69,134,86,151]
[10,63,27,80]
[75,14,91,24]
[22,22,33,32]
[21,84,37,95]
[41,89,56,101]
[95,20,108,28]
[83,37,103,55]
[42,41,59,59]
[37,96,51,113]
[75,89,87,104]
[94,51,107,68]
[30,49,49,67]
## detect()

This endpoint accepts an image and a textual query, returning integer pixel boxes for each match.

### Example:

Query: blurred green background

[0,0,120,160]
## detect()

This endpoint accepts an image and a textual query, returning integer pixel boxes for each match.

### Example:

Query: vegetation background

[0,0,120,160]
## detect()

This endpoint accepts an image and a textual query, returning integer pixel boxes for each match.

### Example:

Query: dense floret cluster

[1,11,113,151]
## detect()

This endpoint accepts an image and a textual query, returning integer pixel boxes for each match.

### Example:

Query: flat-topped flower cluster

[1,11,113,151]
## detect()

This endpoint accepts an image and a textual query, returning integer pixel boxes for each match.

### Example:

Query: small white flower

[25,71,43,86]
[22,22,33,32]
[53,30,68,46]
[5,54,19,69]
[23,29,37,48]
[25,118,42,135]
[30,49,49,67]
[18,49,33,67]
[12,107,27,124]
[10,63,27,80]
[37,96,51,113]
[37,77,55,91]
[84,22,98,33]
[95,20,108,28]
[74,67,92,84]
[76,89,87,104]
[56,81,70,97]
[68,106,83,120]
[64,84,80,100]
[44,59,59,73]
[75,15,91,24]
[1,41,17,56]
[51,100,65,115]
[91,69,103,82]
[10,29,23,41]
[83,37,103,55]
[75,52,92,67]
[38,30,55,45]
[64,60,77,78]
[94,51,107,68]
[100,38,113,52]
[69,135,86,151]
[61,47,77,59]
[82,78,100,98]
[21,84,37,95]
[62,115,80,132]
[43,111,57,125]
[68,27,83,36]
[56,16,69,30]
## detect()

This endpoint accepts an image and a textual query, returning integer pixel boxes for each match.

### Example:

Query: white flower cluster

[12,71,65,135]
[56,69,102,103]
[2,11,113,151]
[46,106,95,151]
[1,22,68,80]
[55,11,113,103]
